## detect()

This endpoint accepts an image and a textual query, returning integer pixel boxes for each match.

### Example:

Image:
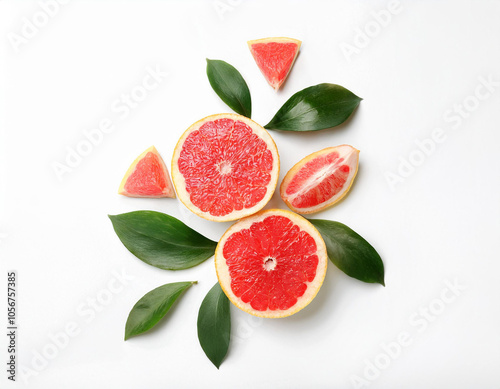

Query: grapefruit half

[118,146,175,198]
[248,37,301,90]
[171,113,279,222]
[280,145,359,214]
[215,209,327,318]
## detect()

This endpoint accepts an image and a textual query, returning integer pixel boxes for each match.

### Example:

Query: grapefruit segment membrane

[171,113,280,222]
[248,37,301,90]
[280,145,359,214]
[118,146,175,198]
[215,209,328,318]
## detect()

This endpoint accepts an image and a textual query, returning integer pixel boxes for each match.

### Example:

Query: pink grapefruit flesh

[118,146,175,198]
[171,113,279,222]
[280,145,359,214]
[216,209,327,318]
[248,37,301,90]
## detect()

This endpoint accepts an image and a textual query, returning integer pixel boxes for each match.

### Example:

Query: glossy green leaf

[125,281,196,340]
[197,282,231,369]
[108,211,217,270]
[309,219,385,285]
[206,59,252,118]
[264,83,361,131]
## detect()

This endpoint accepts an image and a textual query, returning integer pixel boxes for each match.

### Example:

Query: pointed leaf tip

[265,83,361,132]
[197,283,231,369]
[109,211,217,270]
[206,59,252,118]
[124,281,195,341]
[309,219,385,285]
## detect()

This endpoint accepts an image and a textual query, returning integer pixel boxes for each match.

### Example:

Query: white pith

[215,209,328,319]
[171,113,280,222]
[217,161,232,175]
[264,257,277,271]
[281,145,359,214]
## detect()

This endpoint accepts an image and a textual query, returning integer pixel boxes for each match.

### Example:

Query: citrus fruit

[118,146,175,198]
[215,209,327,318]
[280,145,359,214]
[248,37,301,90]
[171,113,279,222]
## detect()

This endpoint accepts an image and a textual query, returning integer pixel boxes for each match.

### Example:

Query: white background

[1,1,500,388]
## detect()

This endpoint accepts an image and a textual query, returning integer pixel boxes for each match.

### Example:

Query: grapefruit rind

[171,113,280,222]
[280,145,359,214]
[215,209,328,318]
[247,37,302,90]
[118,146,175,198]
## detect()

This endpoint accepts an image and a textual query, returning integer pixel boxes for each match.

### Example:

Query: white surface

[1,1,499,388]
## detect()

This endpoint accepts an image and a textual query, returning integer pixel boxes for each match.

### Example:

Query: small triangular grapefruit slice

[215,209,327,318]
[248,37,301,90]
[280,145,359,214]
[118,146,175,198]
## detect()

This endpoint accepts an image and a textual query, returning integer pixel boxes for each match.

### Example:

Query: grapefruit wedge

[171,113,279,222]
[280,145,359,214]
[215,209,327,318]
[248,37,301,90]
[118,146,175,198]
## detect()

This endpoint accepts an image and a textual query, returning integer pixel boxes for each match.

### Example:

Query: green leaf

[309,219,385,285]
[206,59,252,118]
[125,281,196,340]
[264,83,362,131]
[197,282,231,369]
[108,211,217,270]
